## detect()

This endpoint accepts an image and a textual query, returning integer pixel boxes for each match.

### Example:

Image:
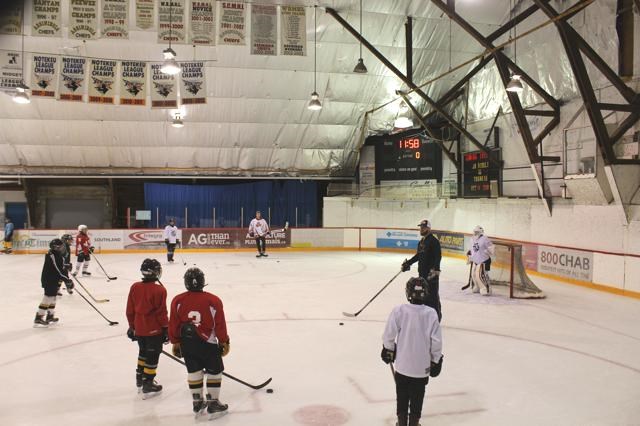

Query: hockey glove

[380,345,395,364]
[249,232,255,238]
[430,355,444,378]
[89,246,95,253]
[162,328,169,344]
[127,328,137,342]
[401,260,411,272]
[427,269,440,281]
[64,263,72,272]
[176,239,181,248]
[172,343,182,358]
[220,340,230,357]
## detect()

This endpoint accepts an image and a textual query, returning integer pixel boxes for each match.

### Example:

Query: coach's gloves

[249,232,255,238]
[172,343,182,358]
[380,345,395,364]
[221,340,230,357]
[64,277,73,286]
[427,269,440,281]
[162,328,169,344]
[430,355,443,377]
[89,246,95,253]
[401,260,411,272]
[127,328,137,342]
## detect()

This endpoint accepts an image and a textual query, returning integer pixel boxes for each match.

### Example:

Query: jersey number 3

[188,311,202,325]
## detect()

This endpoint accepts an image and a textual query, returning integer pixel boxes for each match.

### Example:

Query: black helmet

[406,277,428,304]
[140,258,162,281]
[184,267,205,291]
[61,234,73,244]
[49,238,65,254]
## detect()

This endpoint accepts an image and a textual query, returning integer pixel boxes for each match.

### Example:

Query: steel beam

[406,17,413,82]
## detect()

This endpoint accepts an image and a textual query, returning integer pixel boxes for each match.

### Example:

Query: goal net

[490,241,545,299]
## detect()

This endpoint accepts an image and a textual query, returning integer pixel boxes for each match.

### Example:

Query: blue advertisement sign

[376,229,421,249]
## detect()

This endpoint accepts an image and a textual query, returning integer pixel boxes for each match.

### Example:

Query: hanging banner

[32,0,62,37]
[250,4,277,56]
[218,2,246,46]
[59,57,86,102]
[88,59,117,104]
[120,61,147,106]
[135,0,155,30]
[189,0,215,45]
[150,63,178,108]
[0,4,23,35]
[0,51,23,93]
[32,55,58,98]
[102,0,129,39]
[179,61,206,105]
[281,6,306,56]
[69,0,98,40]
[158,0,186,44]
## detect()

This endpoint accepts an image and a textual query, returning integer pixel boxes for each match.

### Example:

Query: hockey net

[490,241,545,299]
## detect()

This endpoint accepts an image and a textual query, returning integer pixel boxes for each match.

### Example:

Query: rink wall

[9,223,640,299]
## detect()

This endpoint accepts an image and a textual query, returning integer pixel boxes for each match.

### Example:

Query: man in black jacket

[401,220,442,321]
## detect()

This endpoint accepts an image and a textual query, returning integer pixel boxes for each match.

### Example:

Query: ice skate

[141,380,162,399]
[192,395,207,417]
[136,373,143,393]
[260,252,268,257]
[82,271,91,276]
[206,398,228,420]
[33,314,49,328]
[46,313,59,324]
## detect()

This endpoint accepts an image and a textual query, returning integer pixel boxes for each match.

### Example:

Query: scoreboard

[463,149,501,197]
[375,134,442,182]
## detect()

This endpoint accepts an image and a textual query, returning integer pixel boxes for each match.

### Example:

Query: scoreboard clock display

[375,134,442,182]
[463,149,501,197]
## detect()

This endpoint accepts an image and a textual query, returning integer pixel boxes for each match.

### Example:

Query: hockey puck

[266,388,274,393]
[339,322,344,326]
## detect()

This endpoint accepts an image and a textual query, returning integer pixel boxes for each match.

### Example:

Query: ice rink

[1,250,639,426]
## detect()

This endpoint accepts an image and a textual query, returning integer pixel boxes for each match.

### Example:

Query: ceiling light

[172,114,184,128]
[394,116,413,129]
[308,91,322,111]
[506,74,523,93]
[13,91,30,104]
[161,48,181,75]
[16,82,29,93]
[308,7,322,111]
[353,58,368,74]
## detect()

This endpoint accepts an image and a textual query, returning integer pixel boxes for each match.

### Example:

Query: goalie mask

[184,267,206,291]
[49,238,65,255]
[473,225,484,237]
[140,258,162,281]
[406,277,428,304]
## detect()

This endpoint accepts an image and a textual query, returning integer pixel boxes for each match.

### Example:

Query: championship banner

[69,0,98,40]
[150,63,178,108]
[120,61,147,106]
[0,51,23,93]
[59,57,86,102]
[0,4,22,35]
[135,0,155,30]
[102,0,129,39]
[32,0,61,37]
[179,61,206,105]
[158,0,186,44]
[218,2,246,46]
[88,59,117,104]
[250,4,277,56]
[281,6,306,56]
[32,55,59,98]
[189,0,215,45]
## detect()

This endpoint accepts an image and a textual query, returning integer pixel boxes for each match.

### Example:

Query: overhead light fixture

[172,113,184,128]
[353,0,367,74]
[13,2,30,105]
[308,6,322,111]
[160,3,181,75]
[506,0,523,95]
[13,91,30,104]
[394,116,413,129]
[16,82,29,93]
[506,74,523,93]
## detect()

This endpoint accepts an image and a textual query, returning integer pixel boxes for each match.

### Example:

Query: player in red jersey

[126,258,169,399]
[72,224,94,277]
[169,267,230,417]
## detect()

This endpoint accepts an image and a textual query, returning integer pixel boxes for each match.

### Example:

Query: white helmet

[473,225,484,236]
[78,224,88,233]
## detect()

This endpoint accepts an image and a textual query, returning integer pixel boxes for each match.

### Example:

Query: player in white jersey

[381,277,443,426]
[248,211,270,258]
[468,225,495,296]
[163,218,180,263]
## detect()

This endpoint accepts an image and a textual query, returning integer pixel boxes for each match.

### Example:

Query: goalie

[467,226,494,296]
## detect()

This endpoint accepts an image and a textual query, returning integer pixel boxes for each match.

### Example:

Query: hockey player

[72,225,94,277]
[401,220,443,321]
[381,277,443,426]
[467,226,495,296]
[163,218,180,263]
[169,268,230,417]
[248,211,269,258]
[3,217,14,254]
[34,239,74,327]
[126,259,169,399]
[56,234,74,295]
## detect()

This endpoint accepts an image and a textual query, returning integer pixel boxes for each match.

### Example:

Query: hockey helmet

[184,267,206,291]
[473,225,484,236]
[49,238,65,255]
[78,224,88,233]
[61,234,73,244]
[406,277,428,304]
[168,218,175,225]
[140,258,162,281]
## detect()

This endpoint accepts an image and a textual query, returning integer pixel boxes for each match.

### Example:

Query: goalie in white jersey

[381,277,443,426]
[468,225,495,296]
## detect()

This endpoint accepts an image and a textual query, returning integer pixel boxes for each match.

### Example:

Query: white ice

[1,251,639,426]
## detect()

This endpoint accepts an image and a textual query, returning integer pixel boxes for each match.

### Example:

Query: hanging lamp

[308,6,322,111]
[13,2,30,105]
[506,0,523,93]
[161,2,181,75]
[353,0,367,73]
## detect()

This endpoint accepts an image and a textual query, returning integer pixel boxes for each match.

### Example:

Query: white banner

[88,59,118,104]
[281,5,306,56]
[189,0,215,45]
[135,0,155,30]
[32,0,62,37]
[538,246,594,282]
[150,63,178,108]
[102,0,129,39]
[158,0,186,44]
[69,0,98,40]
[59,57,86,102]
[0,51,23,93]
[0,4,23,35]
[251,4,277,56]
[124,229,181,249]
[218,1,246,46]
[179,61,206,105]
[32,55,58,98]
[120,61,147,106]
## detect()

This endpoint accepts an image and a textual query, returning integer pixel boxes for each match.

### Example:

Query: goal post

[490,240,545,299]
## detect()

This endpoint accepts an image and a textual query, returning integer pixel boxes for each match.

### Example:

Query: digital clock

[375,134,442,182]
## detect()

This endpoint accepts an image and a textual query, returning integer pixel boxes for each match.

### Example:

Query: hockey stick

[268,221,289,234]
[92,253,118,281]
[74,287,119,325]
[161,350,273,390]
[342,270,403,318]
[72,275,109,303]
[461,263,473,290]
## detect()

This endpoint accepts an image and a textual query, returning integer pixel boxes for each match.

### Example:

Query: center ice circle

[293,404,350,425]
